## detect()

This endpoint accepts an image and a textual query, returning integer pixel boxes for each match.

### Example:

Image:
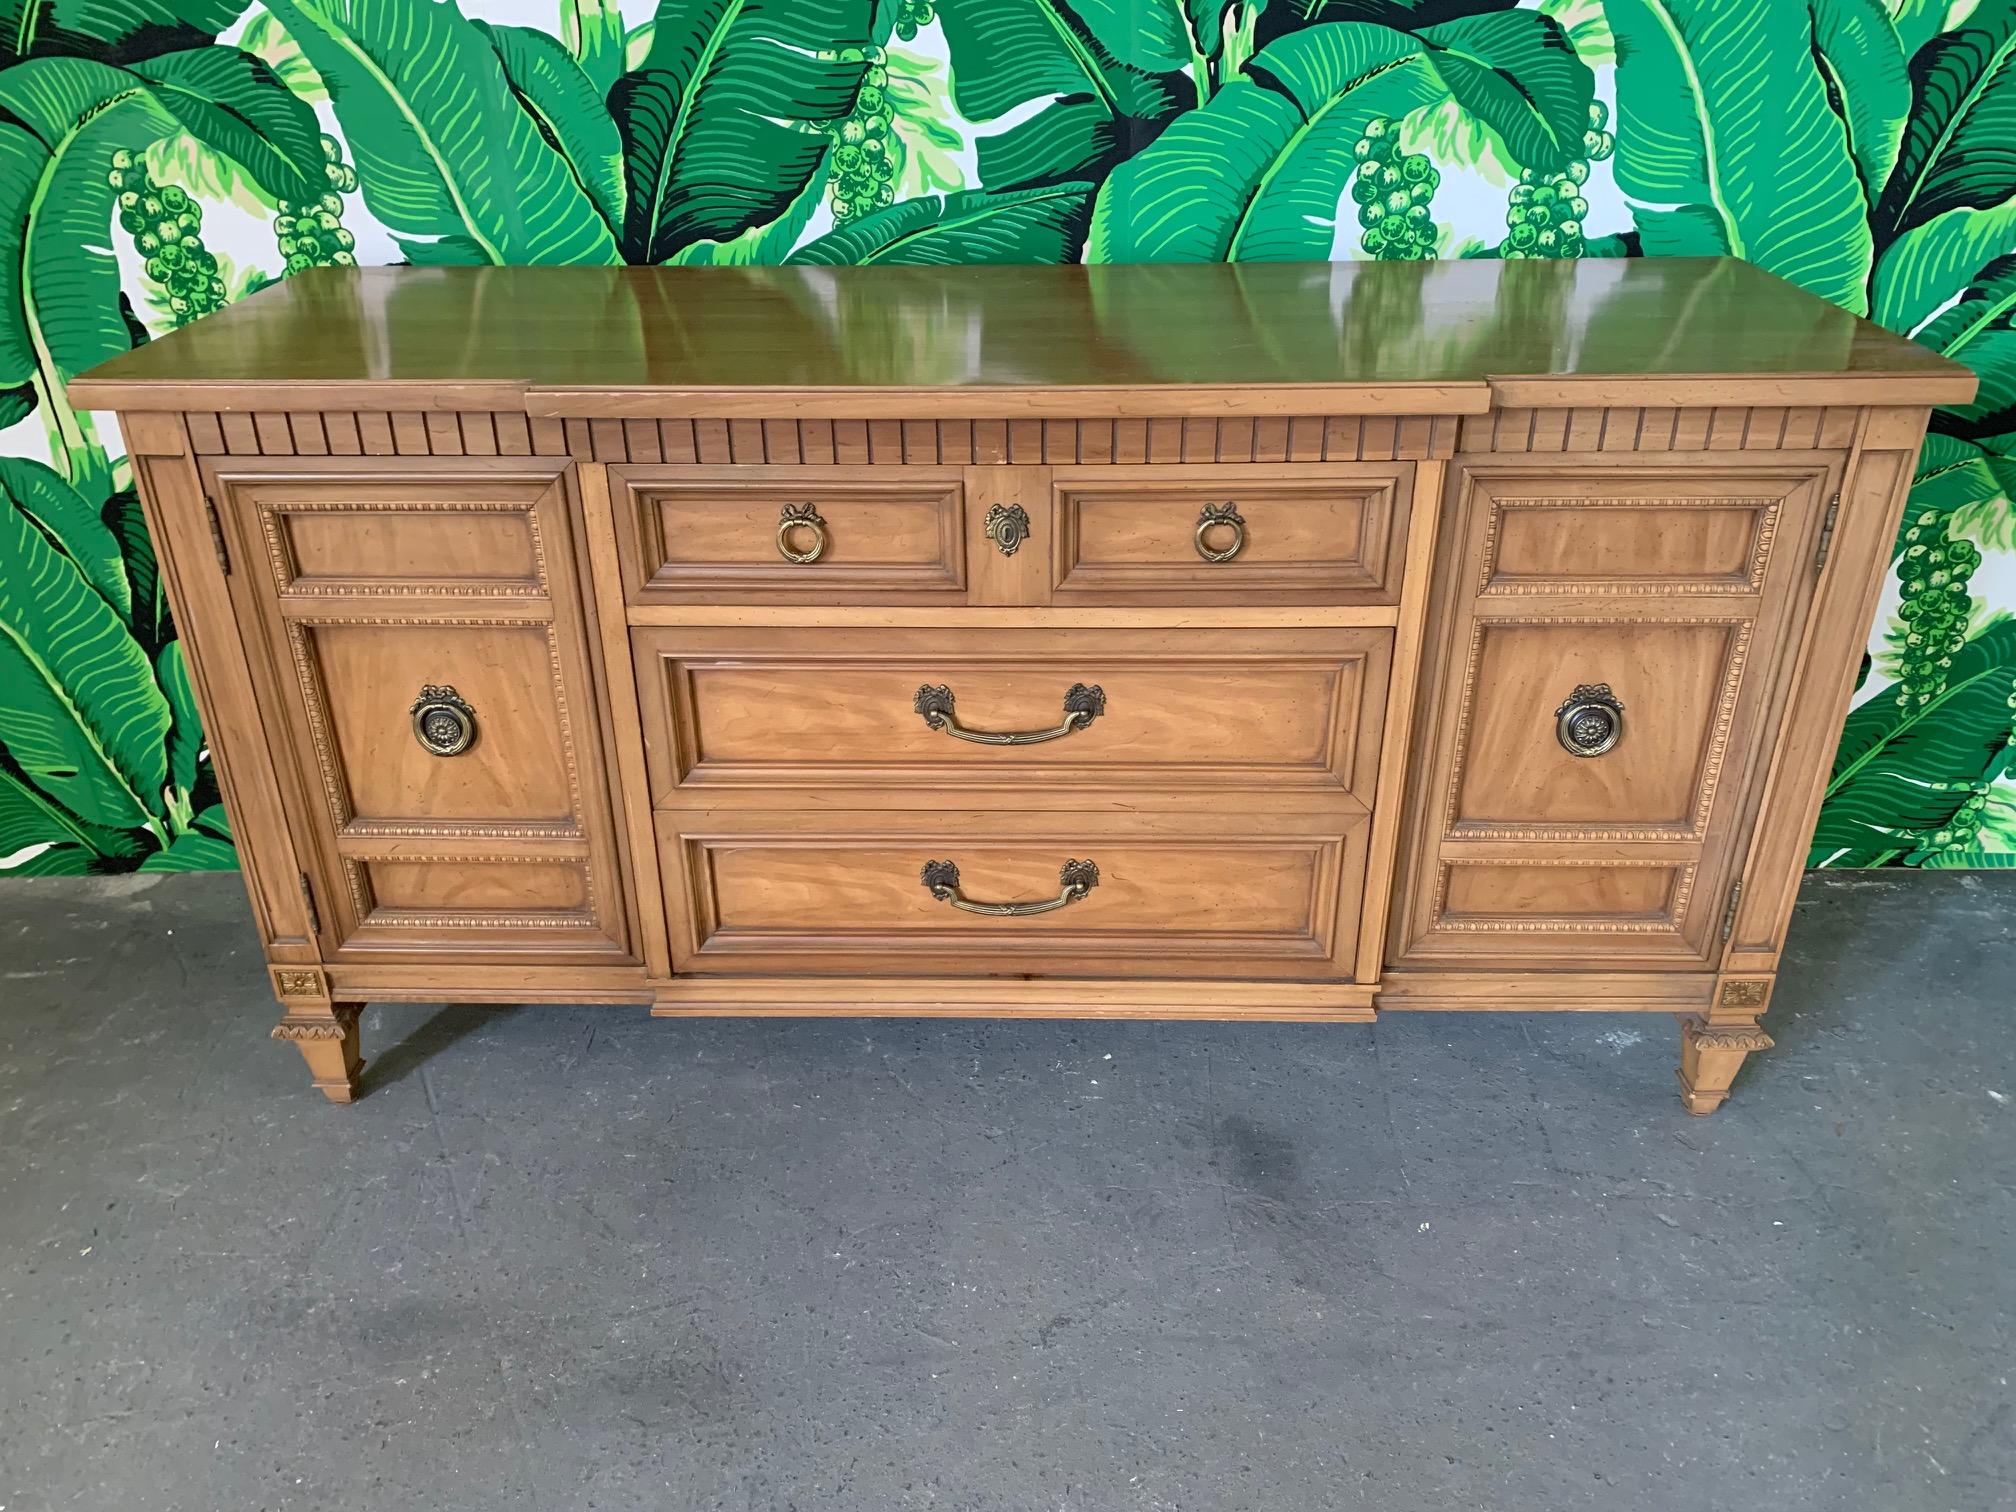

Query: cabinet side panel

[1724,413,1924,972]
[120,412,320,957]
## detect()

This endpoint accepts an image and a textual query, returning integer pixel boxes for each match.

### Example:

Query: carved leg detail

[1676,1016,1774,1115]
[272,1005,364,1103]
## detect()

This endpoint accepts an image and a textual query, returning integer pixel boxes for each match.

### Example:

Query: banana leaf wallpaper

[2,0,2015,878]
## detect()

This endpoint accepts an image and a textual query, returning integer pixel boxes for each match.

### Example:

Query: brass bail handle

[1195,502,1246,562]
[776,503,827,563]
[921,859,1100,917]
[914,683,1105,745]
[1555,683,1624,757]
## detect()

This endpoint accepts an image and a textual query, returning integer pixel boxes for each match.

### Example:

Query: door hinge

[202,493,231,575]
[1814,494,1841,569]
[299,872,321,938]
[1719,880,1743,943]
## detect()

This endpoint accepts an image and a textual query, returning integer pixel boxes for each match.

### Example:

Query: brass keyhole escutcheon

[1195,502,1246,562]
[1555,683,1624,757]
[776,503,827,563]
[410,684,476,757]
[984,503,1031,557]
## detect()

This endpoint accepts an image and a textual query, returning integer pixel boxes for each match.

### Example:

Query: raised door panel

[660,810,1368,980]
[632,627,1390,804]
[1447,618,1749,837]
[296,622,576,825]
[205,455,632,963]
[1395,455,1836,966]
[1049,464,1410,604]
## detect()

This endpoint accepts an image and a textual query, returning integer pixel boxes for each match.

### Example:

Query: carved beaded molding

[1429,858,1699,934]
[256,493,553,599]
[184,405,1862,466]
[1474,491,1788,597]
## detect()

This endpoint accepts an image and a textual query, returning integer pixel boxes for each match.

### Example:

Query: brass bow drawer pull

[776,503,827,563]
[410,685,476,756]
[913,683,1105,745]
[921,859,1099,916]
[1555,683,1624,757]
[1195,502,1246,562]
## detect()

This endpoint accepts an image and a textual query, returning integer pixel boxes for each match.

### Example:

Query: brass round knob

[410,685,476,757]
[777,503,827,563]
[1195,502,1245,562]
[1555,684,1624,757]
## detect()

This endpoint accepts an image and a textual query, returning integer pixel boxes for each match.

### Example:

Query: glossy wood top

[72,257,1975,415]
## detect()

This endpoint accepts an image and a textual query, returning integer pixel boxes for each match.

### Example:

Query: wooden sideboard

[71,258,1974,1111]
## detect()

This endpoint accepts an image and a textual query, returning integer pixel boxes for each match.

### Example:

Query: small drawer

[633,627,1391,803]
[1049,464,1410,604]
[612,464,967,603]
[661,810,1368,979]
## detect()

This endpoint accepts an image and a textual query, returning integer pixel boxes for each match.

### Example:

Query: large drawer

[660,810,1369,979]
[633,627,1391,803]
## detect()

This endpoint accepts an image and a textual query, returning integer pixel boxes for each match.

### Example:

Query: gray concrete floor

[0,873,2011,1512]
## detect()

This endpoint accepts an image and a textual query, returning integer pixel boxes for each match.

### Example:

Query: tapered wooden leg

[271,1003,364,1102]
[1676,1015,1774,1115]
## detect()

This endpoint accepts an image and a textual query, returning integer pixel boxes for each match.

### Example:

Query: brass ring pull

[921,858,1099,916]
[913,683,1105,745]
[776,503,827,563]
[410,684,476,757]
[1555,683,1624,757]
[1195,502,1245,562]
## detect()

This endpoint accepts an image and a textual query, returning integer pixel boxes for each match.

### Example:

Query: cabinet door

[206,456,632,961]
[1394,458,1837,966]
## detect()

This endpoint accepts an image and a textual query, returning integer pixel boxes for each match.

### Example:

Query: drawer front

[662,812,1368,979]
[634,627,1390,803]
[207,457,632,962]
[612,464,967,603]
[1396,456,1837,966]
[1049,464,1410,604]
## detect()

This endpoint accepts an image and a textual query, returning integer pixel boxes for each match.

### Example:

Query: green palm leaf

[261,0,622,264]
[1812,617,2016,862]
[0,0,252,66]
[138,802,235,871]
[560,0,625,94]
[936,0,1187,190]
[1875,6,2016,245]
[0,52,320,453]
[613,0,874,264]
[131,46,326,205]
[0,757,141,872]
[1608,0,1873,311]
[1092,13,1591,263]
[478,21,625,232]
[1810,0,1908,211]
[1872,198,2016,335]
[787,182,1096,264]
[1916,254,2016,426]
[0,460,170,830]
[157,638,199,802]
[0,456,127,626]
[1415,10,1591,172]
